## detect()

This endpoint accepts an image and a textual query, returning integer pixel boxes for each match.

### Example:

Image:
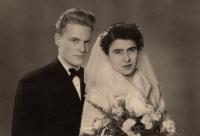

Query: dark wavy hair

[55,8,95,35]
[100,22,144,55]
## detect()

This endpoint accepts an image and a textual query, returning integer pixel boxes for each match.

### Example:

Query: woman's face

[107,39,138,76]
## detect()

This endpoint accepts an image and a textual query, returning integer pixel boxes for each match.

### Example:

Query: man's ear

[55,33,60,47]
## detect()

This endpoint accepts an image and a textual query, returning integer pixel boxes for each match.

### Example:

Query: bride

[80,22,166,135]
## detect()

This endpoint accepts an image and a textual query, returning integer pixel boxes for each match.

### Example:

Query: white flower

[161,120,176,133]
[92,118,102,129]
[141,114,153,129]
[126,131,141,136]
[112,106,123,116]
[150,110,161,121]
[121,118,136,134]
[146,104,155,115]
[102,118,111,126]
[126,92,146,117]
[80,127,94,135]
[113,96,125,108]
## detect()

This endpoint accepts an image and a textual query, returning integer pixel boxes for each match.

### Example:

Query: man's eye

[85,41,90,45]
[72,39,78,43]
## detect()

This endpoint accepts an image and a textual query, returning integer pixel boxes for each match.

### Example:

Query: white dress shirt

[58,56,81,100]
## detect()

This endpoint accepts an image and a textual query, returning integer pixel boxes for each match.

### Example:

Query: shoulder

[20,58,63,82]
[91,77,112,92]
[19,64,51,85]
[23,65,50,79]
[86,78,112,100]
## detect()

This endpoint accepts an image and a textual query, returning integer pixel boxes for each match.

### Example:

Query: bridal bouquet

[81,92,176,136]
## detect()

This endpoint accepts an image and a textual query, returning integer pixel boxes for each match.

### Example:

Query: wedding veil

[84,34,165,111]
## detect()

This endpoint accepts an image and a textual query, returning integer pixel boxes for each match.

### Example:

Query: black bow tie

[69,68,83,80]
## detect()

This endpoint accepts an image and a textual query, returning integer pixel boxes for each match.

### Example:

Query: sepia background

[0,0,200,135]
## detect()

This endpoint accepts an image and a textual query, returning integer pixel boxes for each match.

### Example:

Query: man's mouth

[74,55,85,59]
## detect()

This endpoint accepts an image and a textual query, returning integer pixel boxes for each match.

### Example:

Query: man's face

[107,39,139,76]
[55,24,93,69]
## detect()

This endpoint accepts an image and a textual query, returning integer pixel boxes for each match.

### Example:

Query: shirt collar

[57,55,80,75]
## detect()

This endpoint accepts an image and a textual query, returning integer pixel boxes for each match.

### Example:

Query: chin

[123,73,133,76]
[75,58,85,64]
[75,62,84,67]
[122,70,135,76]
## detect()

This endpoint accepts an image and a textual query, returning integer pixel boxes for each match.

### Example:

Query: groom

[12,8,95,136]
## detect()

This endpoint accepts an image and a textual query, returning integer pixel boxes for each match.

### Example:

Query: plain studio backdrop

[0,0,200,136]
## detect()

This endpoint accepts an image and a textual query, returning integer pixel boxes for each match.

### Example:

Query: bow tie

[69,68,83,80]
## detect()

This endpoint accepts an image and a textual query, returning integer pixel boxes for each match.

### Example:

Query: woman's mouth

[122,64,132,69]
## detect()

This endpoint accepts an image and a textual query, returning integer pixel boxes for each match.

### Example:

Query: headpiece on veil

[84,23,165,111]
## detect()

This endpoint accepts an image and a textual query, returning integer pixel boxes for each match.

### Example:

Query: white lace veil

[84,35,112,92]
[84,33,165,111]
[85,34,159,90]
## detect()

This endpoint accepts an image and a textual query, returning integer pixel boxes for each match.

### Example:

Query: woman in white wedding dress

[80,22,166,134]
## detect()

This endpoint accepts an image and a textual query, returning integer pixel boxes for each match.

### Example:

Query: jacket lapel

[49,58,85,103]
[80,68,86,105]
[48,58,79,100]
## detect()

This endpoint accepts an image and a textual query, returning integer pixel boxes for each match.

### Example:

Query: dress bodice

[80,68,165,135]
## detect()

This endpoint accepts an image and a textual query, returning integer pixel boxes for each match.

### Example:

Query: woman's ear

[55,33,60,47]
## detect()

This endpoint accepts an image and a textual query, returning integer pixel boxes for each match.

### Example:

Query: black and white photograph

[0,0,200,136]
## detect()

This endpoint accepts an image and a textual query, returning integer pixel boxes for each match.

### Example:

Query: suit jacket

[12,58,85,136]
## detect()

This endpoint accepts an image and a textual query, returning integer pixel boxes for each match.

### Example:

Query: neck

[57,55,80,70]
[124,68,137,83]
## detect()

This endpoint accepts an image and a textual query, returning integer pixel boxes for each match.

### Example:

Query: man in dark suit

[11,8,95,136]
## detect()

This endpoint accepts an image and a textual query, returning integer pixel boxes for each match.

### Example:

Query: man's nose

[77,42,86,53]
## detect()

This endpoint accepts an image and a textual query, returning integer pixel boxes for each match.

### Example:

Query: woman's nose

[123,53,131,62]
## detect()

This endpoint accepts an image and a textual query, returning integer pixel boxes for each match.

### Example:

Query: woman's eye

[114,51,121,54]
[129,48,136,52]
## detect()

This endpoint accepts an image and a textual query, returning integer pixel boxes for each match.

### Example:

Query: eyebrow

[84,39,91,42]
[69,37,91,42]
[69,37,80,41]
[112,47,137,52]
[112,49,123,52]
[128,47,137,49]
